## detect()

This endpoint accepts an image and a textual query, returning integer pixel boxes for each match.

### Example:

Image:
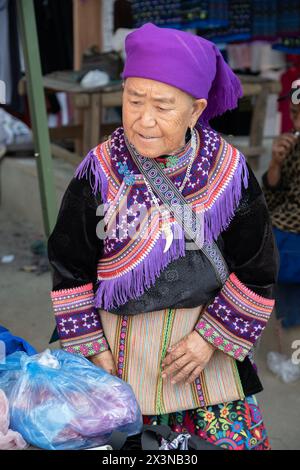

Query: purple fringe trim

[94,224,186,310]
[95,151,249,310]
[74,135,249,311]
[74,148,108,203]
[203,151,249,243]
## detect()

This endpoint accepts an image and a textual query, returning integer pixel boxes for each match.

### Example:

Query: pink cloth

[0,389,28,450]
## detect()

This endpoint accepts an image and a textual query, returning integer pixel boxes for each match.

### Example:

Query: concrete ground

[0,137,299,450]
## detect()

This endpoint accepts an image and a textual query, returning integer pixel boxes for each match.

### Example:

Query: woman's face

[290,102,300,132]
[122,77,206,158]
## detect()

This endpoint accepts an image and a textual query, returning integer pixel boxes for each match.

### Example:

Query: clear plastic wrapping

[0,349,142,450]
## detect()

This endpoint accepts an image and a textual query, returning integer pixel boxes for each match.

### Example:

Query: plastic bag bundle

[0,349,142,450]
[0,325,37,356]
[0,390,28,450]
[267,351,300,383]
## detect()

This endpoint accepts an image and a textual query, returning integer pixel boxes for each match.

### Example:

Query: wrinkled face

[122,77,206,158]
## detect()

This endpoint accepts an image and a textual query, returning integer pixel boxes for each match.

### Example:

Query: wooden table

[237,75,281,169]
[19,71,123,163]
[19,72,280,169]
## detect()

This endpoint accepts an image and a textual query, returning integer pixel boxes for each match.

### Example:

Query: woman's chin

[133,143,161,159]
[128,134,163,157]
[141,152,159,159]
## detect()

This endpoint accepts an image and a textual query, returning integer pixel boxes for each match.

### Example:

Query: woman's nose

[139,106,156,127]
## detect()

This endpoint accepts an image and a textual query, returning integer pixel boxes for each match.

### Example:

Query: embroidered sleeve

[51,283,108,357]
[195,273,275,361]
[47,177,109,357]
[195,164,278,362]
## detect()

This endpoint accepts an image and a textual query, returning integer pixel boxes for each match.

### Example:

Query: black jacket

[47,163,279,397]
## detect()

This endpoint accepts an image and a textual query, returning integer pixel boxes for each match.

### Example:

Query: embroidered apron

[99,306,245,415]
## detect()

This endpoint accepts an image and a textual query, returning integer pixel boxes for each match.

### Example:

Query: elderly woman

[48,23,278,450]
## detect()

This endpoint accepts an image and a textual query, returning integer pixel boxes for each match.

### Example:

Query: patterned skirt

[143,395,271,450]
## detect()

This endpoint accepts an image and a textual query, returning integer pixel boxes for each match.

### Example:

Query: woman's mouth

[138,133,159,141]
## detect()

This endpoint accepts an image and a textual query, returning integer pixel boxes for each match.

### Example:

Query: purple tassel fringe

[74,140,249,311]
[94,224,186,311]
[203,151,249,243]
[74,149,108,203]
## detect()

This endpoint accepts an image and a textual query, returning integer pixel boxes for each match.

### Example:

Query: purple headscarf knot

[122,23,243,125]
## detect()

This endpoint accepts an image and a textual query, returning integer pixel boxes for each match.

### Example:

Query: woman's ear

[191,98,207,127]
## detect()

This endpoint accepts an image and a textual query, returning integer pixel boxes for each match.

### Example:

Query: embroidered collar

[155,137,192,168]
[118,130,198,180]
[74,124,249,311]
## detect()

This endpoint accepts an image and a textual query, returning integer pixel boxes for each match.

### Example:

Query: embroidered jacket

[47,125,278,397]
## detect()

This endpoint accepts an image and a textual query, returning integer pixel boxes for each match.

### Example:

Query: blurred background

[0,0,300,450]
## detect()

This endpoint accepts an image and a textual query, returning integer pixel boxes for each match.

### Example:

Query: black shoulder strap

[106,430,128,450]
[127,140,229,286]
[141,424,175,450]
[141,424,224,451]
[103,425,226,450]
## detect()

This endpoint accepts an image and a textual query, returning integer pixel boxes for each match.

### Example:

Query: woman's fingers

[168,361,199,384]
[161,332,215,385]
[90,350,117,375]
[162,346,185,368]
[161,352,188,378]
[278,133,297,146]
[274,135,297,155]
[167,338,185,354]
[186,366,203,384]
[276,143,291,153]
[164,335,190,360]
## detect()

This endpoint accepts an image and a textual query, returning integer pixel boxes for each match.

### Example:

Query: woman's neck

[158,129,191,159]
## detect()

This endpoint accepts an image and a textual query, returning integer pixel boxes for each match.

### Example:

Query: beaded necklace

[125,128,198,252]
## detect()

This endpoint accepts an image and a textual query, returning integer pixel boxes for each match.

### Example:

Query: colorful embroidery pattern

[194,377,206,407]
[51,283,108,357]
[155,308,175,414]
[116,315,130,379]
[74,124,248,311]
[143,395,271,450]
[100,306,244,414]
[116,161,136,185]
[195,273,275,361]
[196,317,248,361]
[158,154,181,168]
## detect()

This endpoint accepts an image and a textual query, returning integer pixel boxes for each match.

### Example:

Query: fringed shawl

[75,124,249,311]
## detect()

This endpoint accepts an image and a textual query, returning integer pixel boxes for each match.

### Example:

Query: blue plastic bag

[0,349,142,450]
[0,326,36,356]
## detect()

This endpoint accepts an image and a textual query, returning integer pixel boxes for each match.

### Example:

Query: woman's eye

[158,107,169,111]
[131,101,141,105]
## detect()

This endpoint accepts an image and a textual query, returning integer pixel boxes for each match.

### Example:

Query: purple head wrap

[122,23,243,125]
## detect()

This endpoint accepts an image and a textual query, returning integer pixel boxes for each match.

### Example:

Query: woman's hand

[267,133,298,187]
[161,331,215,385]
[271,132,298,167]
[89,349,117,376]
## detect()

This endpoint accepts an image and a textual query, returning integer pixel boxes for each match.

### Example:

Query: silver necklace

[129,128,198,252]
